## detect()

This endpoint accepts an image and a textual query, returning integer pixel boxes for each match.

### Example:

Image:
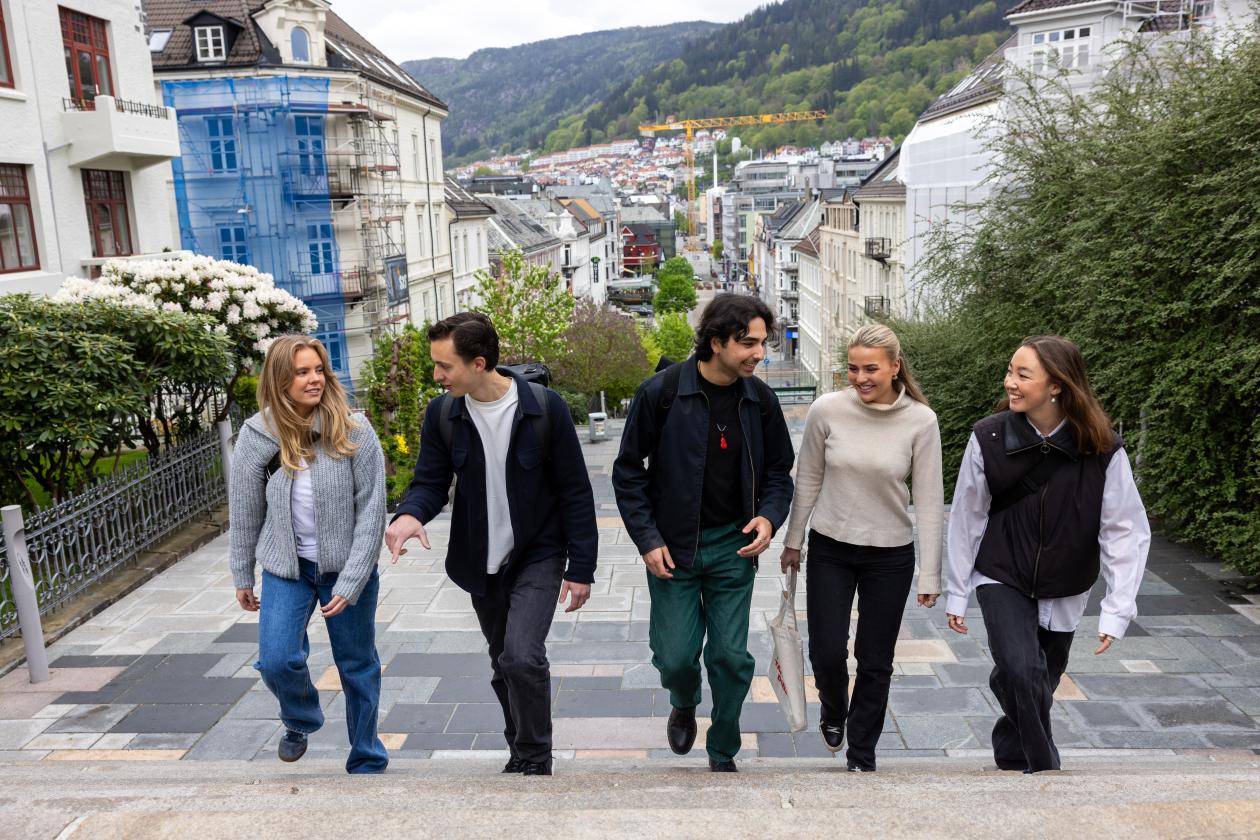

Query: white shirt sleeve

[945,433,988,617]
[1095,449,1151,639]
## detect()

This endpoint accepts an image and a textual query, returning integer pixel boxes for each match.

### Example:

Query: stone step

[6,756,1260,839]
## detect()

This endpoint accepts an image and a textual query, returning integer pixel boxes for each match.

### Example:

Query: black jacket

[392,367,598,596]
[973,411,1120,598]
[612,357,795,566]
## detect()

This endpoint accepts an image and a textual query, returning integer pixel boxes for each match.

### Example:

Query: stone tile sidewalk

[2,419,1259,765]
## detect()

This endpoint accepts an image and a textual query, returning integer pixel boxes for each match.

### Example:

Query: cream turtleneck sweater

[783,386,944,594]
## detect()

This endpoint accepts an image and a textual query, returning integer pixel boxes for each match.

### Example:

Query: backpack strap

[654,361,684,430]
[988,451,1072,516]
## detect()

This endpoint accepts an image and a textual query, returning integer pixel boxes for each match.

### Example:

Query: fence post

[0,505,50,683]
[217,419,235,493]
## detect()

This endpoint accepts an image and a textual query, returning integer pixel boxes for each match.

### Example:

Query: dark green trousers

[647,523,756,762]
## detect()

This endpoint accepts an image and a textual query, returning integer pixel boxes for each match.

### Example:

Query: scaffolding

[161,74,409,390]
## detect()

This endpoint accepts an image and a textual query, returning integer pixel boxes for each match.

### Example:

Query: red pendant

[720,434,728,450]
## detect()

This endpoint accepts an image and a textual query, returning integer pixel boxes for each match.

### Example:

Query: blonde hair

[256,335,358,475]
[848,324,929,406]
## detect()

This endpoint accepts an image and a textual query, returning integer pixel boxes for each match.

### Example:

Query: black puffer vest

[973,411,1119,599]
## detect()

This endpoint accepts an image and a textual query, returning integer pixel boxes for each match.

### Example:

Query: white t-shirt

[290,458,318,559]
[465,378,519,574]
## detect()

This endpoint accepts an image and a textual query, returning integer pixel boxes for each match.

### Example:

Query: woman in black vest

[944,336,1149,773]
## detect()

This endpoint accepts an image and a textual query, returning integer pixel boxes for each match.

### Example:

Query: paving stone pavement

[2,417,1259,766]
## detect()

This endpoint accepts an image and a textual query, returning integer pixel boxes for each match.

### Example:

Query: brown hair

[998,335,1115,455]
[848,324,929,406]
[256,335,358,475]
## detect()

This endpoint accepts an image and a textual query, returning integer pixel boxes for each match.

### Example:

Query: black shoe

[820,722,845,753]
[502,756,526,773]
[520,758,553,776]
[846,762,875,773]
[708,758,738,772]
[667,706,697,755]
[278,730,308,763]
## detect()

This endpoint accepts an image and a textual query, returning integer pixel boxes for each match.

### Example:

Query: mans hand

[781,547,801,574]
[1095,633,1115,655]
[947,613,968,634]
[559,581,591,612]
[918,594,939,608]
[321,595,349,619]
[385,514,430,563]
[737,516,773,557]
[236,588,259,611]
[643,545,675,580]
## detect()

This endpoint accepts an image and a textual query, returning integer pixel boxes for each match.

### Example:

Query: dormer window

[195,25,225,61]
[291,27,310,63]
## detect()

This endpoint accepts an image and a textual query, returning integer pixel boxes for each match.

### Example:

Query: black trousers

[805,530,915,770]
[976,582,1075,772]
[469,555,565,763]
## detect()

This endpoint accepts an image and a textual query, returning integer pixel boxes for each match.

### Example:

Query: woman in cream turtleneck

[780,324,943,772]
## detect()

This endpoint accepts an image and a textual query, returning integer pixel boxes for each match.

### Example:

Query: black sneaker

[846,762,875,773]
[820,722,845,753]
[708,757,738,773]
[502,756,526,773]
[667,706,698,755]
[278,730,308,763]
[520,758,553,776]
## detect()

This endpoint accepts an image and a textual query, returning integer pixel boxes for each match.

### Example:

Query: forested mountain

[545,0,1011,152]
[402,22,723,164]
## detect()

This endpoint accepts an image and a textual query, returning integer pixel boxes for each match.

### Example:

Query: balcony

[61,95,179,169]
[864,295,892,318]
[864,237,891,262]
[286,267,368,301]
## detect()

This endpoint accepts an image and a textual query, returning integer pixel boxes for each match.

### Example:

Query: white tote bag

[768,568,807,732]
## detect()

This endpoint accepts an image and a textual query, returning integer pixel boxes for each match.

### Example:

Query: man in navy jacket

[613,294,794,772]
[386,312,597,776]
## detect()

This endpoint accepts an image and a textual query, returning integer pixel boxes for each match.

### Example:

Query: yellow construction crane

[639,110,826,252]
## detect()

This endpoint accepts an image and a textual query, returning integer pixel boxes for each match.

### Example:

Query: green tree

[909,27,1260,574]
[473,165,496,177]
[673,209,690,236]
[552,299,650,404]
[0,295,231,505]
[472,248,575,364]
[651,311,695,362]
[712,239,724,261]
[652,256,698,314]
[360,323,439,505]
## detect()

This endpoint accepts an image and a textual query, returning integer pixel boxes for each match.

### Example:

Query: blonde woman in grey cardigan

[229,335,388,773]
[780,324,943,772]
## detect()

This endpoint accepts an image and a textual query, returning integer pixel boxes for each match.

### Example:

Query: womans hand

[946,613,968,634]
[917,593,939,608]
[236,588,259,611]
[1094,633,1115,655]
[781,547,801,574]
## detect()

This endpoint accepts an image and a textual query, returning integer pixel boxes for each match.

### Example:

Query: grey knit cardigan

[228,410,386,605]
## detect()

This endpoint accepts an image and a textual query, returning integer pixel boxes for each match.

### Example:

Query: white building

[901,0,1254,313]
[145,0,450,389]
[443,176,493,313]
[0,0,181,296]
[794,227,825,391]
[854,148,907,318]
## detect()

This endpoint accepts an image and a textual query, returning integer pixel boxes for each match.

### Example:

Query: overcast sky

[331,0,769,62]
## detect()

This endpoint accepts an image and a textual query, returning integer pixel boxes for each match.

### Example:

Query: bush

[914,27,1260,575]
[552,299,650,405]
[555,386,590,424]
[360,324,439,506]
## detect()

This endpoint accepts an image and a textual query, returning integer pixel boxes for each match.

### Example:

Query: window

[291,27,310,63]
[411,135,421,179]
[1031,27,1091,72]
[148,29,172,53]
[207,116,237,172]
[415,207,426,257]
[0,165,38,273]
[0,7,14,87]
[195,26,226,61]
[428,138,439,179]
[218,225,248,263]
[82,170,132,258]
[60,7,112,102]
[315,320,344,371]
[294,115,324,175]
[307,223,334,273]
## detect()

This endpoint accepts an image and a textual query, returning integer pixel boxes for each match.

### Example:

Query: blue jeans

[256,559,387,774]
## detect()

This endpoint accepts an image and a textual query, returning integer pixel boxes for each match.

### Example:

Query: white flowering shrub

[55,255,317,366]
